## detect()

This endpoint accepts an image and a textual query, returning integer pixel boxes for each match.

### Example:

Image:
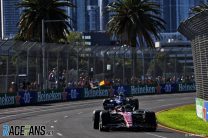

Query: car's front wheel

[99,111,110,132]
[93,110,101,129]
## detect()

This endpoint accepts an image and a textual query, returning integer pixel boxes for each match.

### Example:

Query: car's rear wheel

[145,112,157,132]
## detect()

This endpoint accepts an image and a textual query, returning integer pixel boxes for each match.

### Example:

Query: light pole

[141,50,145,80]
[42,19,45,89]
[42,19,69,89]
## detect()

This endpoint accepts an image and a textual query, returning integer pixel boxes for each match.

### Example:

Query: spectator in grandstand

[48,68,57,89]
[8,82,18,93]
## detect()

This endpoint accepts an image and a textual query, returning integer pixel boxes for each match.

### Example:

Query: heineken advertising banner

[0,93,18,108]
[82,87,109,99]
[196,98,204,119]
[204,101,208,121]
[0,82,196,108]
[160,83,177,93]
[37,90,62,103]
[178,83,196,92]
[64,88,81,101]
[18,91,37,105]
[130,85,156,95]
[113,86,130,96]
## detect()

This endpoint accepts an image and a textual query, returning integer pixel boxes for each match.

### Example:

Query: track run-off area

[0,92,202,138]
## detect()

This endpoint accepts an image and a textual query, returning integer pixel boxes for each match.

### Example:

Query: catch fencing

[0,40,194,93]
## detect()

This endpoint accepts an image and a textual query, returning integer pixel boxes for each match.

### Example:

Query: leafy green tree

[16,0,75,42]
[59,32,84,44]
[106,0,165,77]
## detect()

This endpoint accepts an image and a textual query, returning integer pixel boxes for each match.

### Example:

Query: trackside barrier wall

[0,83,196,109]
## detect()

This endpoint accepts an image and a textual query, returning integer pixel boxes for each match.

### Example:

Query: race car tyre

[148,126,157,132]
[93,110,101,129]
[133,99,139,110]
[99,111,110,132]
[145,112,157,132]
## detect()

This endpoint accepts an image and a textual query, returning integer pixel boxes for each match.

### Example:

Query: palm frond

[106,0,165,48]
[16,0,75,42]
[191,3,208,14]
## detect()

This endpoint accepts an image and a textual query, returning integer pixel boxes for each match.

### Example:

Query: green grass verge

[156,104,208,136]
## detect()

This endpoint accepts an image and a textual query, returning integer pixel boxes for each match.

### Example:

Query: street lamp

[42,19,70,89]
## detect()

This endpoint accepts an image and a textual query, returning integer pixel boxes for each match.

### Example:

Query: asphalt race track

[0,92,202,138]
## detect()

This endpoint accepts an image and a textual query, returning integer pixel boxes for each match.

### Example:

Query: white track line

[0,100,101,115]
[77,112,82,114]
[0,104,85,120]
[156,99,165,102]
[54,120,58,123]
[0,101,192,122]
[57,132,63,136]
[146,133,167,138]
[148,102,193,110]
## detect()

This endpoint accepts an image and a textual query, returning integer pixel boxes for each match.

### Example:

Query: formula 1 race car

[103,94,139,110]
[93,104,157,132]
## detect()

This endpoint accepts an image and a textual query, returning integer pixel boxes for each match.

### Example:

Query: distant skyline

[1,0,21,39]
[0,0,208,40]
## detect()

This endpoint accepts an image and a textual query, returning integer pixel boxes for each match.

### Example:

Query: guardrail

[0,83,196,109]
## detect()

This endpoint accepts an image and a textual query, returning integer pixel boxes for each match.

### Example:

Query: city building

[0,0,21,40]
[151,0,206,76]
[68,0,110,32]
[0,0,208,40]
[0,1,1,39]
[82,32,113,46]
[151,0,208,33]
[155,40,193,74]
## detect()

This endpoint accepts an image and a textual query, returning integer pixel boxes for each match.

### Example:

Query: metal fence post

[76,48,79,82]
[103,51,105,80]
[42,19,46,89]
[141,50,145,80]
[6,53,9,92]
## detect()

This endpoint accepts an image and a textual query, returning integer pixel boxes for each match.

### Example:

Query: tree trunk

[131,37,137,84]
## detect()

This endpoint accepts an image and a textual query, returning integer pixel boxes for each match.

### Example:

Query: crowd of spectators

[126,75,195,85]
[7,67,195,92]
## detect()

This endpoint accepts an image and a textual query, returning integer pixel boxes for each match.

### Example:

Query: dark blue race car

[103,94,139,110]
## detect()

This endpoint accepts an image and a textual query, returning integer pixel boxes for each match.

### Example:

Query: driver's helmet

[124,104,133,112]
[118,93,125,101]
[116,105,125,112]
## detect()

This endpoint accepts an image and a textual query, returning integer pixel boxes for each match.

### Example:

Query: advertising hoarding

[204,101,208,121]
[196,98,204,119]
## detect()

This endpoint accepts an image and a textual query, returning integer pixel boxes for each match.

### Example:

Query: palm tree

[106,0,165,78]
[191,3,208,14]
[16,0,75,42]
